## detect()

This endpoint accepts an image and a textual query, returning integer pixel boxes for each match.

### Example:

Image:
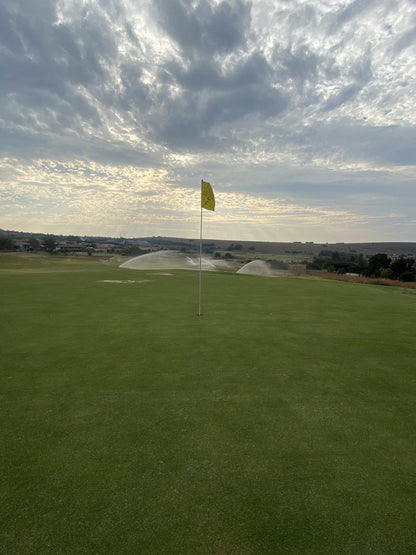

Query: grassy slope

[1,256,415,553]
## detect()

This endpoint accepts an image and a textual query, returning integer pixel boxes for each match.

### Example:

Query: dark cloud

[323,55,372,111]
[124,22,140,46]
[0,4,24,54]
[0,0,129,157]
[147,86,288,150]
[324,83,363,111]
[0,3,110,98]
[153,0,251,57]
[123,2,291,151]
[393,25,416,53]
[154,82,287,148]
[301,123,416,166]
[0,125,156,167]
[330,0,377,32]
[201,86,287,124]
[280,46,319,83]
[118,63,152,113]
[145,50,288,149]
[152,111,214,150]
[2,0,56,20]
[166,52,274,92]
[272,44,320,91]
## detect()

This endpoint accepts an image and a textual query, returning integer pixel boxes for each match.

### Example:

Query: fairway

[1,255,416,553]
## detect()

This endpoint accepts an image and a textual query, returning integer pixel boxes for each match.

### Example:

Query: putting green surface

[1,255,415,553]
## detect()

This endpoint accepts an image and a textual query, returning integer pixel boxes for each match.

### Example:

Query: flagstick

[198,200,203,316]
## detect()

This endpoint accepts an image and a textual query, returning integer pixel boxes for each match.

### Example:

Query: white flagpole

[198,193,203,316]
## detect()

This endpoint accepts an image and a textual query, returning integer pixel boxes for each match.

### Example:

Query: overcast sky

[1,0,415,242]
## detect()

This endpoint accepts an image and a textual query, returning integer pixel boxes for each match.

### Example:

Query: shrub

[268,259,289,270]
[400,271,416,282]
[0,236,14,250]
[380,268,393,279]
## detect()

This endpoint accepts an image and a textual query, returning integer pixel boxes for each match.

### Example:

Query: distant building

[14,240,32,252]
[56,242,83,253]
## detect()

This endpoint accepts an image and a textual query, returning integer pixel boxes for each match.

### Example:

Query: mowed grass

[1,255,415,554]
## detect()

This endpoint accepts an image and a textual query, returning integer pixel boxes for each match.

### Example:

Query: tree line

[307,251,416,282]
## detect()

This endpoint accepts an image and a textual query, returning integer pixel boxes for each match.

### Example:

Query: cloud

[153,0,251,57]
[300,122,416,167]
[146,2,289,149]
[329,0,378,32]
[323,83,363,111]
[148,52,288,149]
[0,0,416,241]
[394,25,416,53]
[0,156,370,240]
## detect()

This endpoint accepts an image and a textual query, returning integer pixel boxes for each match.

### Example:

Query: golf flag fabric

[201,180,215,211]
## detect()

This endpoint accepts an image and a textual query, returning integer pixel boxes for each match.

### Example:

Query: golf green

[1,255,415,553]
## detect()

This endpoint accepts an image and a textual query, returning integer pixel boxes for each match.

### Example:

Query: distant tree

[390,257,415,280]
[84,243,96,250]
[307,252,368,275]
[366,253,391,277]
[43,236,57,254]
[226,243,242,251]
[268,259,289,270]
[224,252,233,259]
[380,268,393,279]
[123,246,146,256]
[0,236,14,250]
[29,237,41,251]
[400,271,415,282]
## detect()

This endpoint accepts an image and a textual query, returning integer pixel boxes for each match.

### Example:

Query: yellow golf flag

[201,180,215,211]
